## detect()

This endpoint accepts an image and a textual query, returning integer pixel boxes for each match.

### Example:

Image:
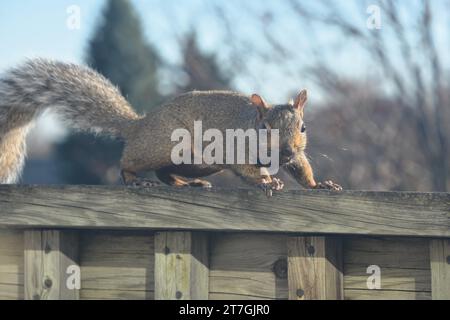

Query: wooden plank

[0,230,23,300]
[429,239,450,300]
[344,237,430,269]
[209,292,274,300]
[154,232,209,300]
[287,236,343,300]
[0,284,25,300]
[0,186,448,237]
[81,289,154,300]
[79,231,154,300]
[345,289,431,300]
[343,237,432,299]
[344,265,431,292]
[209,234,288,300]
[24,230,79,300]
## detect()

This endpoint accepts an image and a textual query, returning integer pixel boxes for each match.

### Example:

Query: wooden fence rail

[0,186,448,300]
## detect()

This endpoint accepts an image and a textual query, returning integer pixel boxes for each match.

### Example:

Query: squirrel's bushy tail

[0,59,140,183]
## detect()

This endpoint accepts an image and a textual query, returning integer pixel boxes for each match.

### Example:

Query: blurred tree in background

[86,0,163,112]
[56,0,163,184]
[177,31,232,92]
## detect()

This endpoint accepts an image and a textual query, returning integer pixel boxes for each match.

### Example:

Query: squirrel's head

[251,90,308,165]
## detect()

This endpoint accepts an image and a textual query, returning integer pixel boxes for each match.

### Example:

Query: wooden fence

[0,185,448,300]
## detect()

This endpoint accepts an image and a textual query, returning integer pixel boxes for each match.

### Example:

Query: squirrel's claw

[271,178,285,191]
[130,178,161,188]
[314,180,343,191]
[258,177,284,197]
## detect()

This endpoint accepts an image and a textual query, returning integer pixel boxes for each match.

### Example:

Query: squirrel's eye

[301,123,306,133]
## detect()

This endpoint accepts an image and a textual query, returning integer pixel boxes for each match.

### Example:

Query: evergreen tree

[178,31,232,92]
[87,0,163,111]
[56,0,162,184]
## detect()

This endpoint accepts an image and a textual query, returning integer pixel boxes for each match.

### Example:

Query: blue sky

[0,0,449,102]
[0,1,101,68]
[0,0,221,71]
[0,0,373,101]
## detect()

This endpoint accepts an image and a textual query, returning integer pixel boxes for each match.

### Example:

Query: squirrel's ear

[293,89,308,112]
[251,94,269,120]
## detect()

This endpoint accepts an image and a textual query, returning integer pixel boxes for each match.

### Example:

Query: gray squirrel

[0,59,341,195]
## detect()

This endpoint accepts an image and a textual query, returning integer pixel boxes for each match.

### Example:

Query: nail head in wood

[44,277,53,289]
[296,289,305,298]
[273,258,287,279]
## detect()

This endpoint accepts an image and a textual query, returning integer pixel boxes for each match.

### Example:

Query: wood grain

[154,232,209,300]
[287,236,343,300]
[343,237,432,299]
[0,186,448,237]
[344,266,431,292]
[345,289,431,300]
[209,234,288,300]
[81,289,154,300]
[24,230,79,300]
[79,231,154,300]
[344,237,430,269]
[0,230,23,299]
[429,239,450,300]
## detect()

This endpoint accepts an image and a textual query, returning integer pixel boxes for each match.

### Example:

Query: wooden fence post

[24,230,79,300]
[154,232,209,300]
[287,236,343,300]
[429,239,450,300]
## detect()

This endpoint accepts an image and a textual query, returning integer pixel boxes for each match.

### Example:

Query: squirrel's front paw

[314,180,343,191]
[258,177,284,197]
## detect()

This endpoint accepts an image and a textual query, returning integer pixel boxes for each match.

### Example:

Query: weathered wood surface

[79,231,154,300]
[0,186,448,237]
[287,236,343,300]
[154,232,209,300]
[429,239,450,300]
[24,230,79,300]
[208,234,435,300]
[0,230,23,299]
[343,237,432,300]
[344,290,431,300]
[209,234,288,300]
[0,229,445,300]
[344,266,431,292]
